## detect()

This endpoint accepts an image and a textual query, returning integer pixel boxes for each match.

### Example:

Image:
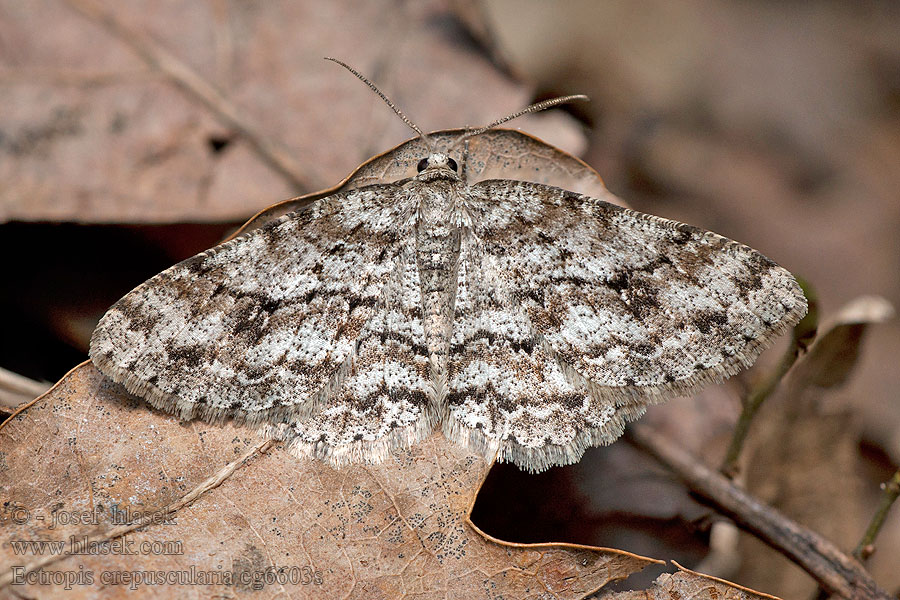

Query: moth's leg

[460,139,470,184]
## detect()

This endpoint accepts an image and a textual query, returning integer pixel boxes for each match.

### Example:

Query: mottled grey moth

[90,60,807,473]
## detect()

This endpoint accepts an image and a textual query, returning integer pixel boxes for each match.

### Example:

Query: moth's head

[415,153,460,181]
[324,56,587,183]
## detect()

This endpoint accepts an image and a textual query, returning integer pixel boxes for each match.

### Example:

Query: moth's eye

[417,158,429,172]
[447,158,458,172]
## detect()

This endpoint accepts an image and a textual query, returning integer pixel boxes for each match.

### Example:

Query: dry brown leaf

[237,128,624,235]
[0,366,785,599]
[0,363,665,599]
[791,295,895,390]
[0,0,586,224]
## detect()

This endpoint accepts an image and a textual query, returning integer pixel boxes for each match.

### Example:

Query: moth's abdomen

[414,200,463,404]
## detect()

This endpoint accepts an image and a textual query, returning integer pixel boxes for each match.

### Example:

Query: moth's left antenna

[325,57,431,148]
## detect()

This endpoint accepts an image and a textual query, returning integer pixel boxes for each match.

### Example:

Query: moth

[90,59,807,473]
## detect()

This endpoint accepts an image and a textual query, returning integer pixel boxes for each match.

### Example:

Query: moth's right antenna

[325,57,432,148]
[449,95,588,150]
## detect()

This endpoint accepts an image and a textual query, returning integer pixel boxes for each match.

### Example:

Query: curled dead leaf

[791,295,895,389]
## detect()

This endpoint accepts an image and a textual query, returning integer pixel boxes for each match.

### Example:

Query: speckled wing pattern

[445,238,633,472]
[91,153,806,473]
[90,184,430,453]
[441,179,806,470]
[268,246,435,463]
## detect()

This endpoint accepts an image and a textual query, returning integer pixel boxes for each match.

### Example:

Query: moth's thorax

[408,180,459,225]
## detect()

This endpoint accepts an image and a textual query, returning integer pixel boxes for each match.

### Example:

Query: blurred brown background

[1,1,898,597]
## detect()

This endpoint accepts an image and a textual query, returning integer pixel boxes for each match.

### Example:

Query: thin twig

[629,424,891,600]
[63,0,311,193]
[720,282,817,476]
[0,367,50,411]
[720,340,801,476]
[853,469,900,561]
